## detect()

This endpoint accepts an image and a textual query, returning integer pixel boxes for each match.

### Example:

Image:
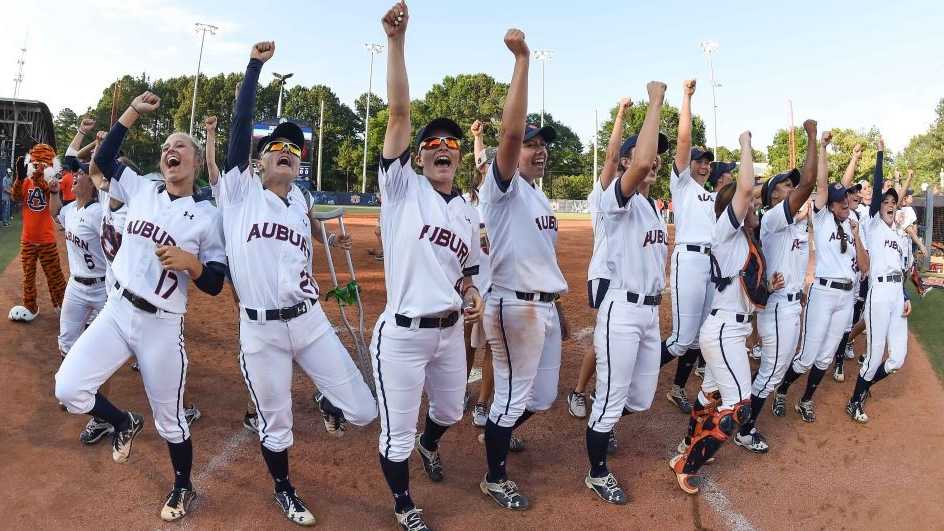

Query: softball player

[584,83,668,504]
[479,27,570,512]
[772,135,869,423]
[374,5,483,530]
[223,42,377,526]
[663,80,716,414]
[55,91,228,522]
[671,132,770,494]
[733,120,818,453]
[847,145,911,422]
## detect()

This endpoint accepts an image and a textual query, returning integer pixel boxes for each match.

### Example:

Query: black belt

[710,309,754,323]
[627,291,662,306]
[116,282,158,314]
[786,291,803,302]
[818,278,853,291]
[877,274,903,283]
[394,312,459,329]
[684,244,711,254]
[245,299,315,321]
[73,276,105,286]
[515,291,559,303]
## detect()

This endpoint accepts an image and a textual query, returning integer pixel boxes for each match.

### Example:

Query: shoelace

[403,509,426,531]
[604,475,619,490]
[287,492,307,513]
[167,489,185,509]
[677,390,691,408]
[500,480,521,499]
[574,394,587,408]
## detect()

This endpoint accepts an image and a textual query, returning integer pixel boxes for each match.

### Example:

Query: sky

[3,0,942,154]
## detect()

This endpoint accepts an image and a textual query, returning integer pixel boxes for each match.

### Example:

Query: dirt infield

[2,215,943,530]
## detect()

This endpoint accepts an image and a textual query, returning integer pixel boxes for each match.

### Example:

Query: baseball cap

[63,156,90,174]
[846,182,863,194]
[904,188,914,197]
[690,147,714,162]
[475,147,498,168]
[414,117,464,150]
[523,123,557,144]
[761,168,800,208]
[619,132,669,157]
[827,182,849,205]
[882,187,900,203]
[709,161,737,186]
[256,121,305,155]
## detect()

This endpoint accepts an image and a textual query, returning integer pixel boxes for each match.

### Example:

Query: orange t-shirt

[60,171,76,202]
[16,177,57,244]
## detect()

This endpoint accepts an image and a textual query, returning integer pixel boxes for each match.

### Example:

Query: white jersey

[467,203,492,293]
[855,202,869,221]
[760,199,809,294]
[670,165,716,246]
[378,151,479,317]
[99,189,128,264]
[216,166,318,309]
[57,201,107,278]
[480,163,567,294]
[109,167,227,313]
[587,179,610,282]
[812,206,857,281]
[710,204,753,315]
[864,213,908,282]
[600,178,667,295]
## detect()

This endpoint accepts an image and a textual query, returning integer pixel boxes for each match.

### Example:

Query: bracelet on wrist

[130,104,142,116]
[461,285,479,297]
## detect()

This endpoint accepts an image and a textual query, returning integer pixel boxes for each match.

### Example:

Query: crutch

[314,207,376,397]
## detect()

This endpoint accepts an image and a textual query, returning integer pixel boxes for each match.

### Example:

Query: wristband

[461,285,479,297]
[130,104,142,116]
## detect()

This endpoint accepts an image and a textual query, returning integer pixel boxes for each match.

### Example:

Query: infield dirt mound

[0,215,941,530]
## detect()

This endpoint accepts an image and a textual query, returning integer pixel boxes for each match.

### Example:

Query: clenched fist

[205,116,218,132]
[821,130,832,146]
[251,41,275,63]
[739,130,752,147]
[803,119,818,136]
[618,97,632,110]
[470,120,484,137]
[683,79,696,96]
[877,137,885,152]
[79,117,95,135]
[382,1,408,38]
[852,143,863,158]
[646,81,667,99]
[130,91,160,114]
[504,29,529,59]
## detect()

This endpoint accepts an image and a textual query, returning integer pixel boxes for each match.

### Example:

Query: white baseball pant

[239,302,377,452]
[587,290,660,434]
[370,311,466,462]
[55,293,190,443]
[485,286,561,428]
[698,312,752,409]
[665,248,713,356]
[58,278,107,354]
[860,281,908,380]
[793,282,854,373]
[752,297,803,398]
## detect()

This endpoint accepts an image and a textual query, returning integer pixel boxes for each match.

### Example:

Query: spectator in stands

[1,168,12,226]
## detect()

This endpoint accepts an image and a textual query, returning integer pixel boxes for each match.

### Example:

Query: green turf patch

[0,215,23,272]
[906,284,944,379]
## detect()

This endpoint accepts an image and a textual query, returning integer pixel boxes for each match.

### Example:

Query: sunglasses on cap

[262,140,302,158]
[420,136,461,151]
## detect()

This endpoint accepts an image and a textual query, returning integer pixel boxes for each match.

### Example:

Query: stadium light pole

[533,49,554,128]
[188,23,218,136]
[593,109,599,179]
[10,41,26,165]
[362,43,384,193]
[273,72,294,118]
[699,40,720,158]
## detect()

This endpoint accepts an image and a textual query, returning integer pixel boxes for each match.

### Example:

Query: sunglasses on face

[262,140,302,158]
[420,136,461,151]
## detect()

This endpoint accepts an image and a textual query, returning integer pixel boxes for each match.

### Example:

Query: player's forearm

[675,90,693,171]
[814,143,829,210]
[228,60,262,172]
[790,121,818,214]
[841,153,859,187]
[600,103,627,189]
[206,131,220,184]
[495,54,529,181]
[623,90,663,197]
[93,122,128,181]
[383,34,411,159]
[732,133,755,219]
[68,128,87,154]
[854,236,869,275]
[473,133,485,163]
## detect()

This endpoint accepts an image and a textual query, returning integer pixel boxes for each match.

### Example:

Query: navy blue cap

[709,161,737,186]
[619,132,669,157]
[523,123,557,144]
[827,182,848,205]
[257,121,306,155]
[761,168,800,207]
[63,156,89,174]
[846,183,863,194]
[882,187,900,203]
[414,117,464,150]
[691,147,714,162]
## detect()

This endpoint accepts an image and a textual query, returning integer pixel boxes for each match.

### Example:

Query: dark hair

[714,182,737,218]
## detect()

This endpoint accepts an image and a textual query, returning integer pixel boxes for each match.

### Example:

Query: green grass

[906,284,944,379]
[0,214,22,272]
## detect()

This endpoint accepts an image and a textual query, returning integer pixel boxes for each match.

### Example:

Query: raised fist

[95,131,106,142]
[821,130,832,146]
[79,117,95,135]
[130,91,160,114]
[852,143,863,158]
[504,29,529,58]
[683,79,696,96]
[803,119,817,136]
[470,120,484,137]
[646,81,667,99]
[205,116,218,131]
[382,1,408,38]
[739,130,752,147]
[251,41,275,63]
[877,137,885,152]
[618,97,632,109]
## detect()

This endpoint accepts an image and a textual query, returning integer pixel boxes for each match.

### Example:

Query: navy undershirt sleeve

[227,59,263,172]
[93,122,129,181]
[870,151,884,217]
[193,261,227,295]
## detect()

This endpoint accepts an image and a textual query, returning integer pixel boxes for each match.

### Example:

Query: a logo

[26,187,48,212]
[534,215,558,232]
[419,224,470,266]
[183,211,194,220]
[643,229,667,247]
[697,193,714,202]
